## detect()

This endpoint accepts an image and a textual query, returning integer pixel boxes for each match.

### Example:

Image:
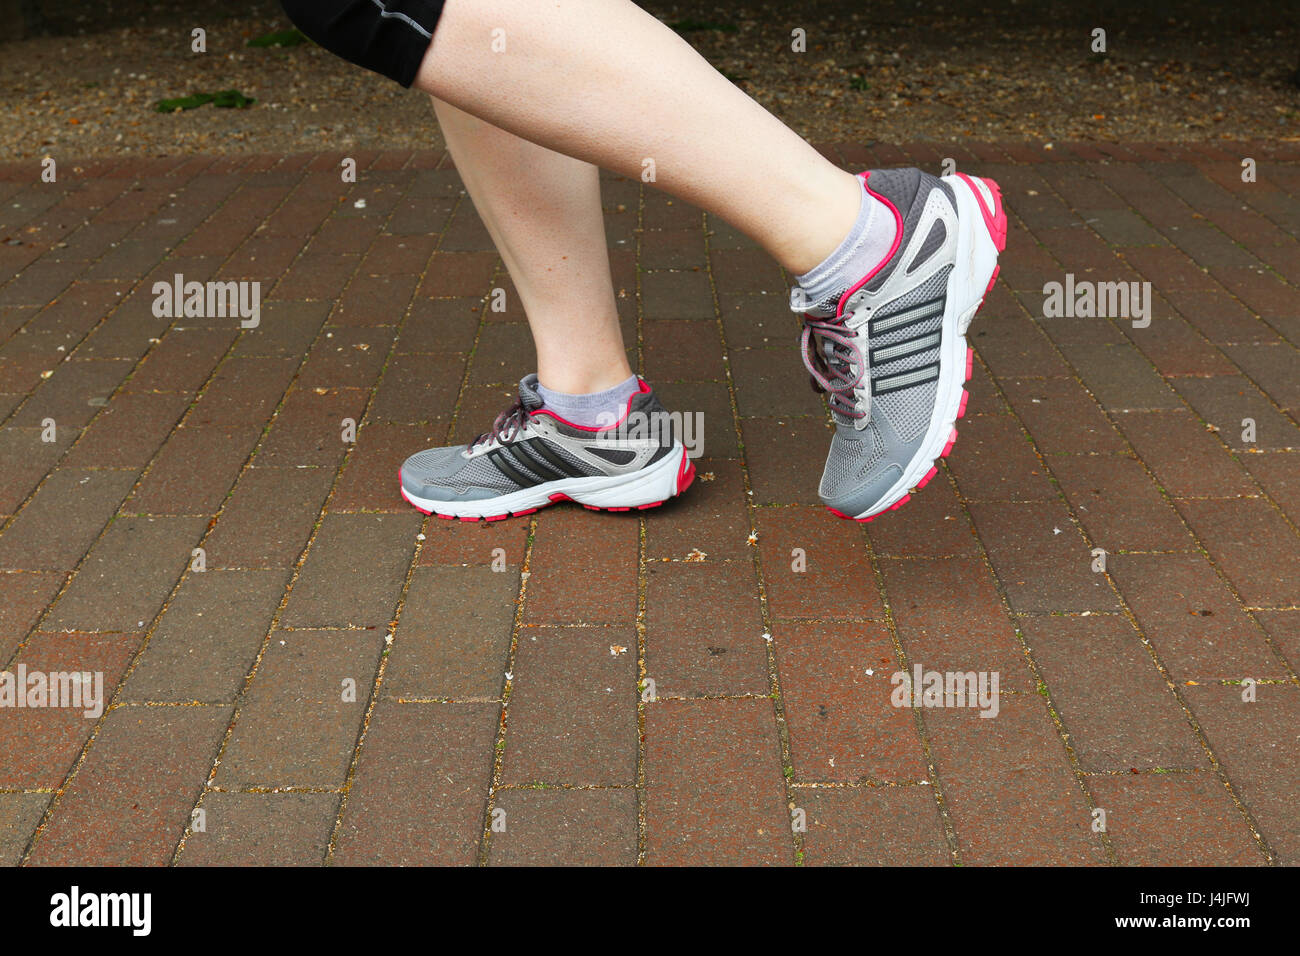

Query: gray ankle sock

[536,374,640,429]
[796,177,897,316]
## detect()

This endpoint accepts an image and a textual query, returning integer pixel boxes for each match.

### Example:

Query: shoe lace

[469,398,532,451]
[793,292,869,421]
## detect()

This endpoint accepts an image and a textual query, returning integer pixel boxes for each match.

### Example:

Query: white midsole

[402,442,688,517]
[849,175,1000,519]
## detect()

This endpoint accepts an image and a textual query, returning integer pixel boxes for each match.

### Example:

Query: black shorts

[280,0,447,88]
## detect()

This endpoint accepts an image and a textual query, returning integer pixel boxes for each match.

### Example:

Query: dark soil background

[2,0,1297,158]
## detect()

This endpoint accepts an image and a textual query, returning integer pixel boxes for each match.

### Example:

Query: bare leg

[417,0,862,275]
[433,97,630,394]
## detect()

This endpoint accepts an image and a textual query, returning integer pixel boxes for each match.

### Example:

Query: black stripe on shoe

[870,330,942,367]
[487,448,540,486]
[872,361,941,396]
[509,441,569,482]
[521,437,590,478]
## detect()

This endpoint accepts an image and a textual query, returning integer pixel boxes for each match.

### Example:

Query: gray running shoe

[399,374,694,520]
[793,168,1006,521]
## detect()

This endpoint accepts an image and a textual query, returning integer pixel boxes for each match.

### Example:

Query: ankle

[782,169,867,275]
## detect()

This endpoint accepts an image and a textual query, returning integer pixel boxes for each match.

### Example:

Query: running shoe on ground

[399,374,695,520]
[793,168,1007,521]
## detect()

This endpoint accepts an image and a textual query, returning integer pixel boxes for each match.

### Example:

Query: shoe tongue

[517,374,545,412]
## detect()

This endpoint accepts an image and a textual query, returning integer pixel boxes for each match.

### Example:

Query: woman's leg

[417,0,861,276]
[433,97,630,396]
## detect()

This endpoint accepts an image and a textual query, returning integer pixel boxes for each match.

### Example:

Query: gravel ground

[2,0,1297,160]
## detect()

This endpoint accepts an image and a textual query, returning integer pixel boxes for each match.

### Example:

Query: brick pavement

[0,142,1298,866]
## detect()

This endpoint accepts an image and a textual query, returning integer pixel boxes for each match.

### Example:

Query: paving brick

[0,793,48,865]
[0,571,63,660]
[1242,451,1300,528]
[1021,615,1206,770]
[1172,375,1300,451]
[741,417,827,505]
[644,561,768,698]
[177,792,339,866]
[330,274,418,328]
[717,291,799,348]
[641,269,714,320]
[28,703,230,865]
[217,629,383,788]
[925,696,1106,865]
[652,380,738,458]
[797,786,949,866]
[1109,552,1284,681]
[0,422,76,514]
[255,386,368,468]
[230,300,328,357]
[643,319,726,384]
[1165,287,1276,345]
[468,322,537,386]
[756,505,881,619]
[122,569,289,703]
[1086,772,1264,866]
[366,351,464,425]
[487,788,637,866]
[1050,454,1194,553]
[60,390,190,469]
[203,465,334,569]
[327,422,424,512]
[10,358,133,428]
[332,701,496,865]
[127,423,262,515]
[416,514,529,568]
[970,297,1067,379]
[880,556,1036,693]
[393,297,479,354]
[866,470,982,558]
[777,621,927,783]
[418,251,497,299]
[1184,683,1300,864]
[383,565,517,700]
[1114,409,1256,499]
[502,625,637,786]
[0,631,141,788]
[0,468,136,571]
[946,412,1057,502]
[30,279,128,337]
[645,458,751,563]
[1062,343,1183,411]
[123,327,237,394]
[999,376,1128,456]
[1222,342,1300,413]
[968,501,1121,614]
[728,347,825,418]
[641,228,707,271]
[297,325,395,390]
[710,248,787,295]
[186,356,297,426]
[46,515,205,632]
[644,697,791,865]
[1175,497,1299,609]
[1254,610,1300,674]
[525,508,639,624]
[281,513,421,628]
[271,253,359,302]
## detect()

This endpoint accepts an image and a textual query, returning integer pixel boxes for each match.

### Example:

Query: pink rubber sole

[827,174,1005,525]
[399,447,696,522]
